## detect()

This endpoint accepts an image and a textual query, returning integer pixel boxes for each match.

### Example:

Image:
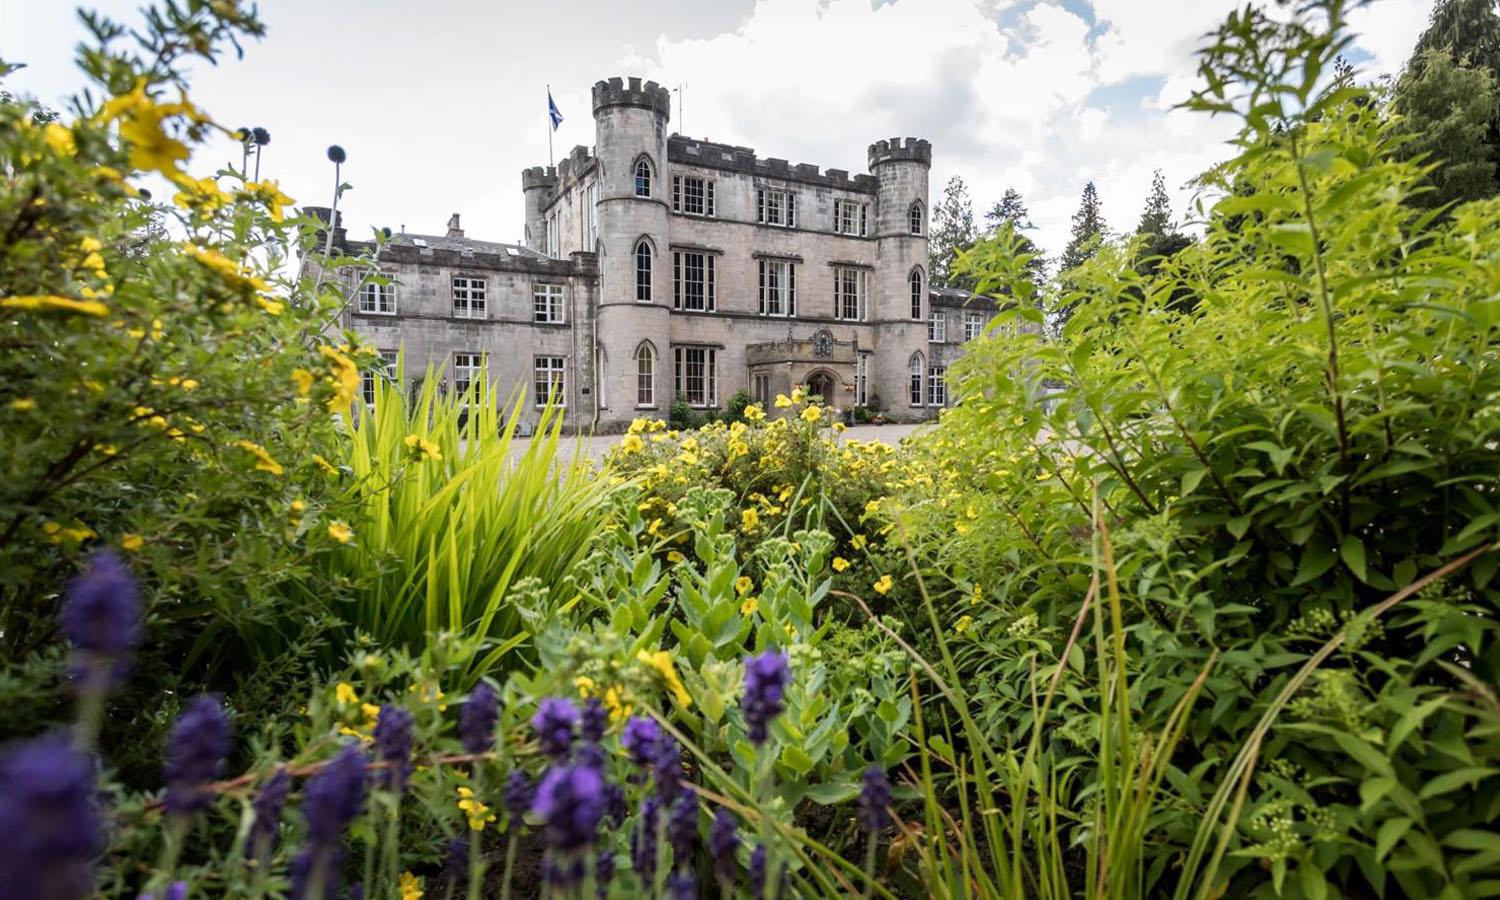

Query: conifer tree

[1059,181,1105,275]
[929,176,977,289]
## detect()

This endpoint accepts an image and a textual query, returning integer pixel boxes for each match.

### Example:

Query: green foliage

[1392,48,1498,209]
[1058,180,1106,275]
[917,0,1500,895]
[0,0,362,777]
[929,175,978,289]
[320,371,612,685]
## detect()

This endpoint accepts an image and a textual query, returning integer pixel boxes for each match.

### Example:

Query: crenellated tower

[591,77,672,415]
[521,166,557,254]
[867,137,932,414]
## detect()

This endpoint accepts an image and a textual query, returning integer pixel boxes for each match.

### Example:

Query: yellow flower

[873,574,894,595]
[43,123,76,156]
[319,345,360,413]
[400,871,424,900]
[735,575,753,596]
[121,533,145,552]
[833,422,846,433]
[954,615,974,635]
[637,649,692,708]
[240,179,294,222]
[628,418,648,434]
[800,405,821,423]
[313,454,339,475]
[456,786,496,832]
[292,368,314,396]
[744,404,765,422]
[620,434,645,454]
[172,175,230,212]
[740,508,760,532]
[777,485,794,503]
[851,535,868,552]
[328,521,354,544]
[603,684,632,724]
[773,394,793,409]
[2,294,109,317]
[404,433,443,462]
[790,387,806,404]
[335,682,360,705]
[666,550,686,564]
[832,557,851,572]
[864,499,882,516]
[575,676,597,697]
[740,596,759,616]
[971,584,984,606]
[9,398,36,411]
[235,439,285,476]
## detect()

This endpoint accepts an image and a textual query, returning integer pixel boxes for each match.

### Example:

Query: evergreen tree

[1135,170,1173,237]
[929,176,977,289]
[1400,0,1500,200]
[1059,181,1106,275]
[984,187,1046,281]
[1393,48,1498,209]
[1132,170,1197,308]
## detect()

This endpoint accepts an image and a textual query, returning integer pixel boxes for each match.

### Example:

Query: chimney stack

[446,213,463,238]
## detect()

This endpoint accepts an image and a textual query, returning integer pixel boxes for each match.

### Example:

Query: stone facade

[308,75,1012,432]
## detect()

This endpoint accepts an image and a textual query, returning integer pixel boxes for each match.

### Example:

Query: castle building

[310,76,1003,432]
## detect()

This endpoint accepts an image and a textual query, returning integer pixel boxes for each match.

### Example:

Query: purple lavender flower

[444,835,469,890]
[749,844,768,898]
[0,734,103,900]
[302,743,367,845]
[603,780,627,827]
[459,682,498,754]
[165,882,188,900]
[859,765,892,832]
[372,706,414,793]
[580,697,606,743]
[668,792,698,861]
[669,871,697,900]
[62,550,142,686]
[531,763,605,851]
[709,807,739,883]
[631,795,661,882]
[504,768,534,830]
[246,767,291,857]
[532,697,579,760]
[651,733,682,801]
[346,884,363,900]
[621,715,662,767]
[163,695,232,815]
[574,741,606,772]
[290,846,344,900]
[741,650,790,745]
[595,849,615,898]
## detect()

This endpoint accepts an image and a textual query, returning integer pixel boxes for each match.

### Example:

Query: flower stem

[499,830,519,900]
[862,836,878,900]
[469,767,487,900]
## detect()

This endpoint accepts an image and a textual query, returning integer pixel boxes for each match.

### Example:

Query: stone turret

[591,76,672,416]
[521,166,557,253]
[866,136,931,413]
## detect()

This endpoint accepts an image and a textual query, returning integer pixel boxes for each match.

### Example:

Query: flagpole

[547,83,554,168]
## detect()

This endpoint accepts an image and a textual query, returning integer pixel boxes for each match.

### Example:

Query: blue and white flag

[548,91,563,131]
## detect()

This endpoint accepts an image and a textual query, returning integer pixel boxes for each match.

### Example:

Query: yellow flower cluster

[403,433,443,462]
[637,649,692,708]
[457,786,496,832]
[235,439,284,476]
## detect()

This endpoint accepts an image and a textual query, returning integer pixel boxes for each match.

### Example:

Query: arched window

[635,239,653,302]
[634,158,653,198]
[909,352,925,407]
[636,342,656,407]
[909,267,924,319]
[909,201,923,235]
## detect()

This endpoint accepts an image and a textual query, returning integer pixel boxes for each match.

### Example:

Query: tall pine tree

[1059,181,1105,275]
[1134,170,1193,268]
[985,187,1046,281]
[1397,0,1500,204]
[929,176,977,289]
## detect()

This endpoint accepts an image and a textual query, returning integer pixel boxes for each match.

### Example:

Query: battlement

[521,166,558,192]
[668,135,879,193]
[868,137,932,168]
[592,76,672,119]
[556,145,596,188]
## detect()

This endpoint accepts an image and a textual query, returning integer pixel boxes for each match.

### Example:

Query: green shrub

[912,1,1500,895]
[318,368,613,685]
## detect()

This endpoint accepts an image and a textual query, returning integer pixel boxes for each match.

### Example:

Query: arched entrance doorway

[804,370,838,405]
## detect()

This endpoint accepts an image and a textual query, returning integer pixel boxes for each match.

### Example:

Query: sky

[2,0,1431,259]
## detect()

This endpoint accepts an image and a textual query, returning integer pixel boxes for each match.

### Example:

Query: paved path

[513,422,930,464]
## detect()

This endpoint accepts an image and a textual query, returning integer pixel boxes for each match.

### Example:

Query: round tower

[520,166,557,254]
[867,137,932,420]
[591,77,673,423]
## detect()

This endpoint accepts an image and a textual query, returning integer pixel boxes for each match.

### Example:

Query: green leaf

[1299,861,1329,900]
[1419,767,1499,800]
[780,745,816,776]
[1340,534,1368,582]
[803,781,862,805]
[1376,817,1412,862]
